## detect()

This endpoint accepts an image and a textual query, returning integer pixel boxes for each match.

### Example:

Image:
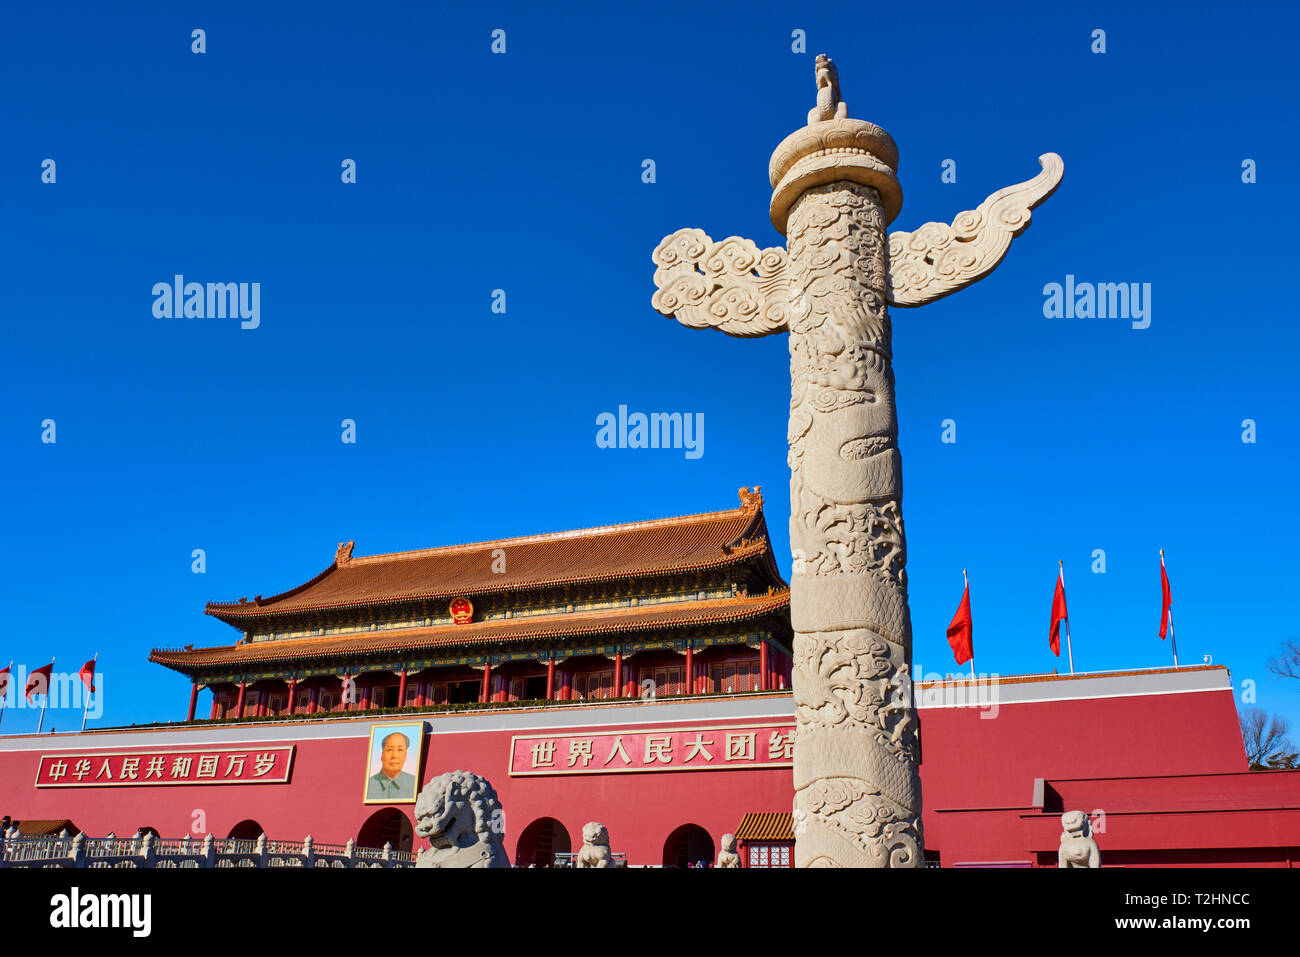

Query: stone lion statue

[808,53,849,125]
[574,821,614,868]
[413,770,509,868]
[1057,810,1101,869]
[717,833,741,868]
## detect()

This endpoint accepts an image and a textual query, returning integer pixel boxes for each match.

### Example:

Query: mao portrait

[363,721,425,804]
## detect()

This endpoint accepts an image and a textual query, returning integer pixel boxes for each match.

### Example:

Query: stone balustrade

[0,827,414,869]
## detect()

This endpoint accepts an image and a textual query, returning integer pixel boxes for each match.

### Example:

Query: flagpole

[81,652,98,733]
[1161,549,1179,668]
[964,570,974,683]
[36,656,54,735]
[0,660,10,731]
[1168,608,1179,668]
[1061,561,1074,676]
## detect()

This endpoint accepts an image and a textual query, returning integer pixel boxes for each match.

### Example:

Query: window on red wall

[709,658,760,694]
[428,681,480,704]
[573,671,614,701]
[748,843,792,868]
[267,693,288,715]
[293,691,311,714]
[318,691,339,713]
[403,682,420,707]
[508,677,550,701]
[641,665,685,697]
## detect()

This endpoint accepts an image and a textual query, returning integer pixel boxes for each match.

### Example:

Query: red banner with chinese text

[34,746,295,787]
[509,723,794,776]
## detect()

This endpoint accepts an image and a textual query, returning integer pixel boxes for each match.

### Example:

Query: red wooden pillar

[480,664,492,703]
[209,695,219,721]
[397,669,408,708]
[187,682,199,722]
[684,648,694,696]
[308,686,319,714]
[255,686,266,717]
[558,665,570,701]
[415,678,427,707]
[286,677,297,715]
[546,659,556,700]
[235,682,247,719]
[491,672,506,704]
[360,680,373,711]
[342,674,352,712]
[759,642,769,692]
[613,653,623,699]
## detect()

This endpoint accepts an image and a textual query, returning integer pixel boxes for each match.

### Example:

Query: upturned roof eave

[156,592,792,678]
[203,539,781,630]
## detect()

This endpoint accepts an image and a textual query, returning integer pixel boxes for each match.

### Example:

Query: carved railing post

[650,54,1061,867]
[202,832,215,868]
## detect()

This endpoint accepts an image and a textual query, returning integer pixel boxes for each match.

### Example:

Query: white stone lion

[1057,810,1101,869]
[717,833,741,868]
[574,821,614,868]
[413,770,509,868]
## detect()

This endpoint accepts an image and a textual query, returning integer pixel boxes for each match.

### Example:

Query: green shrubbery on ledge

[119,690,783,731]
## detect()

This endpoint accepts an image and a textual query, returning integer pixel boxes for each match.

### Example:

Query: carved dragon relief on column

[649,54,1062,867]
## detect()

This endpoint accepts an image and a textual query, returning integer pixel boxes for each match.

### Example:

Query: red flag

[0,665,10,698]
[1159,552,1172,640]
[947,579,973,666]
[26,663,53,700]
[1049,566,1068,657]
[79,658,96,694]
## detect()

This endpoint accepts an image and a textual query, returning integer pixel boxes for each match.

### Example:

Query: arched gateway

[226,820,263,840]
[516,817,571,867]
[663,824,714,868]
[357,808,413,852]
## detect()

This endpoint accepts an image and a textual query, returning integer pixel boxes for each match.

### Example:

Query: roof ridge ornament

[738,486,763,510]
[335,541,355,567]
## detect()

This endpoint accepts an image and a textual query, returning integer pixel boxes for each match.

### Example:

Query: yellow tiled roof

[735,812,794,842]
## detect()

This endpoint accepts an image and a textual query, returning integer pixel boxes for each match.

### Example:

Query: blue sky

[2,0,1297,734]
